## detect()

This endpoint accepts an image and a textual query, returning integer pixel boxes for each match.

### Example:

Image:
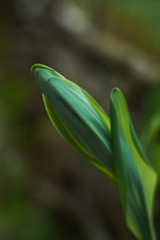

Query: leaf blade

[110,88,157,240]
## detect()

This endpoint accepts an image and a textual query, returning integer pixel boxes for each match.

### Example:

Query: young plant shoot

[32,64,157,240]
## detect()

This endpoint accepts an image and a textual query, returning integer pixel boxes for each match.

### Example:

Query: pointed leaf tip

[112,87,120,93]
[33,64,116,182]
[110,88,157,240]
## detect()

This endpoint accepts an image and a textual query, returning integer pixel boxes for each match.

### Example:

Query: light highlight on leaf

[32,64,116,182]
[110,88,157,240]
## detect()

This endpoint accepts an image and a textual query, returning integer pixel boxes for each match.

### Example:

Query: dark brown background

[0,1,160,239]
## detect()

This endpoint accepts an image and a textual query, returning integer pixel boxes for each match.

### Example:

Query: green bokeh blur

[0,1,160,239]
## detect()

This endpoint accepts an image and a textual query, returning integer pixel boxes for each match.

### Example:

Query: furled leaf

[110,88,157,240]
[32,64,116,182]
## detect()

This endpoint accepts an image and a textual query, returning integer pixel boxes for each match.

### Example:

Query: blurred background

[0,0,160,239]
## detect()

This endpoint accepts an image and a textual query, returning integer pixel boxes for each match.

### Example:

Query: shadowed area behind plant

[0,0,160,239]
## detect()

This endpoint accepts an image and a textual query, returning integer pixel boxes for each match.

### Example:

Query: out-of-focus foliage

[74,0,160,58]
[139,82,160,182]
[1,0,160,239]
[0,77,62,239]
[110,1,160,57]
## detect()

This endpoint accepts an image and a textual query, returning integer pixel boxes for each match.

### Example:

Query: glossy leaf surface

[110,88,157,240]
[32,64,116,182]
